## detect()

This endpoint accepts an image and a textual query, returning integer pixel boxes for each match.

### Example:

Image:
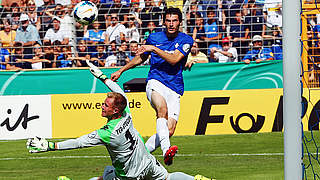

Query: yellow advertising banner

[51,89,319,138]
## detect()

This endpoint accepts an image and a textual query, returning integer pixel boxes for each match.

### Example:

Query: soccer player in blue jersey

[111,7,194,166]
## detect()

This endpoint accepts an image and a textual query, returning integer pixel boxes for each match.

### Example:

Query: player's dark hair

[163,7,182,23]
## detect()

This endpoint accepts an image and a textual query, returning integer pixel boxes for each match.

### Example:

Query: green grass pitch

[0,132,318,180]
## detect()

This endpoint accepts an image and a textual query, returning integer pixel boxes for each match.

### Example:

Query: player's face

[102,97,117,118]
[164,14,180,36]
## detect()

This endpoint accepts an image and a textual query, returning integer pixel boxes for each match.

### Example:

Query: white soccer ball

[73,1,98,25]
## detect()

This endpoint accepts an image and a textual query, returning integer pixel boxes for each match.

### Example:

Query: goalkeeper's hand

[26,137,55,153]
[86,60,108,82]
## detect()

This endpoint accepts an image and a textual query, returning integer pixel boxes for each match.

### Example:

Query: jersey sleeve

[56,130,104,150]
[177,35,193,57]
[104,79,129,108]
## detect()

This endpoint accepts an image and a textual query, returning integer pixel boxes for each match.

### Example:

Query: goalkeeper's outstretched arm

[86,60,127,100]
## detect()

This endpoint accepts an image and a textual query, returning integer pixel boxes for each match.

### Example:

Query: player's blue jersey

[145,31,194,95]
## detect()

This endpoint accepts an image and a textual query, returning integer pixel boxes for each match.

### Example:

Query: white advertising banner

[0,95,52,140]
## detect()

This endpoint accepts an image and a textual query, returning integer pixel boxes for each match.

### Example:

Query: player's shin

[145,134,160,153]
[156,117,170,155]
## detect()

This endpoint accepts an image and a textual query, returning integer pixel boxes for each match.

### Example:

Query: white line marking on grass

[0,153,286,161]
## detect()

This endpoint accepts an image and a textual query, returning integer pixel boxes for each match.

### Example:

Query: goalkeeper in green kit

[26,61,214,180]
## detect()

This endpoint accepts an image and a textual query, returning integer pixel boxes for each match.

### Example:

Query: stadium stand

[0,0,284,72]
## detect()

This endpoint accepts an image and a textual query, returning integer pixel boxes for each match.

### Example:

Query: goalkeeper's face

[102,97,120,119]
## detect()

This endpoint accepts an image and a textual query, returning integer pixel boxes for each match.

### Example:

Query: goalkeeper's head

[102,92,127,120]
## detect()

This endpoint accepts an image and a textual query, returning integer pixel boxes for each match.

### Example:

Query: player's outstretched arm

[27,132,106,153]
[110,54,148,82]
[86,60,127,99]
[26,137,56,153]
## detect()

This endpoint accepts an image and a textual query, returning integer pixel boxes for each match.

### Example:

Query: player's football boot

[164,145,178,165]
[194,174,215,180]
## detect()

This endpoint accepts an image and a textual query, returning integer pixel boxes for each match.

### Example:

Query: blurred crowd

[0,0,283,70]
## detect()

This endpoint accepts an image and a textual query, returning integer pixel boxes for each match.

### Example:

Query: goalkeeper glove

[86,60,108,82]
[26,137,55,153]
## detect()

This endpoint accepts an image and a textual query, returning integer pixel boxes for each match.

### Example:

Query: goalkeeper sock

[167,172,194,180]
[156,118,170,156]
[145,134,160,153]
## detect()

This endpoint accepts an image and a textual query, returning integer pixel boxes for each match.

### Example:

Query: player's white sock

[167,172,194,180]
[145,134,160,153]
[156,117,170,156]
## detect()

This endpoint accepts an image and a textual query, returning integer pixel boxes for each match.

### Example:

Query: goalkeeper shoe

[26,137,55,153]
[194,174,215,180]
[164,145,178,166]
[86,60,108,82]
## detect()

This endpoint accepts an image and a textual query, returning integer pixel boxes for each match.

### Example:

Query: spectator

[129,0,142,26]
[125,14,141,43]
[43,17,70,46]
[1,0,24,9]
[14,13,42,56]
[263,0,282,30]
[222,0,246,26]
[105,40,118,67]
[42,41,56,68]
[0,47,11,70]
[242,35,274,64]
[143,21,157,43]
[229,10,250,60]
[45,4,77,53]
[117,40,129,66]
[73,39,91,67]
[52,40,62,68]
[94,0,109,30]
[269,26,283,61]
[2,3,21,31]
[83,21,106,53]
[26,0,41,31]
[9,43,27,69]
[128,40,138,61]
[91,42,107,67]
[30,43,50,69]
[186,1,200,34]
[37,0,56,38]
[106,0,129,27]
[0,21,16,53]
[192,12,206,54]
[204,7,223,55]
[210,37,238,62]
[104,12,126,45]
[244,0,266,38]
[56,45,73,68]
[185,41,209,70]
[14,42,50,69]
[139,0,163,35]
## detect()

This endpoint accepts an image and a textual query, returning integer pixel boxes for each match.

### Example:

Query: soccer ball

[73,1,98,25]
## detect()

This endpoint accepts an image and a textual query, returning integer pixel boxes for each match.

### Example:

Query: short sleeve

[176,35,193,56]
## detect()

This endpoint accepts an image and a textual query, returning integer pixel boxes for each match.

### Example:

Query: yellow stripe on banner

[50,89,319,138]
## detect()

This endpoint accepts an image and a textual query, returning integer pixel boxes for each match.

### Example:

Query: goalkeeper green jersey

[56,79,154,179]
[97,107,153,178]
